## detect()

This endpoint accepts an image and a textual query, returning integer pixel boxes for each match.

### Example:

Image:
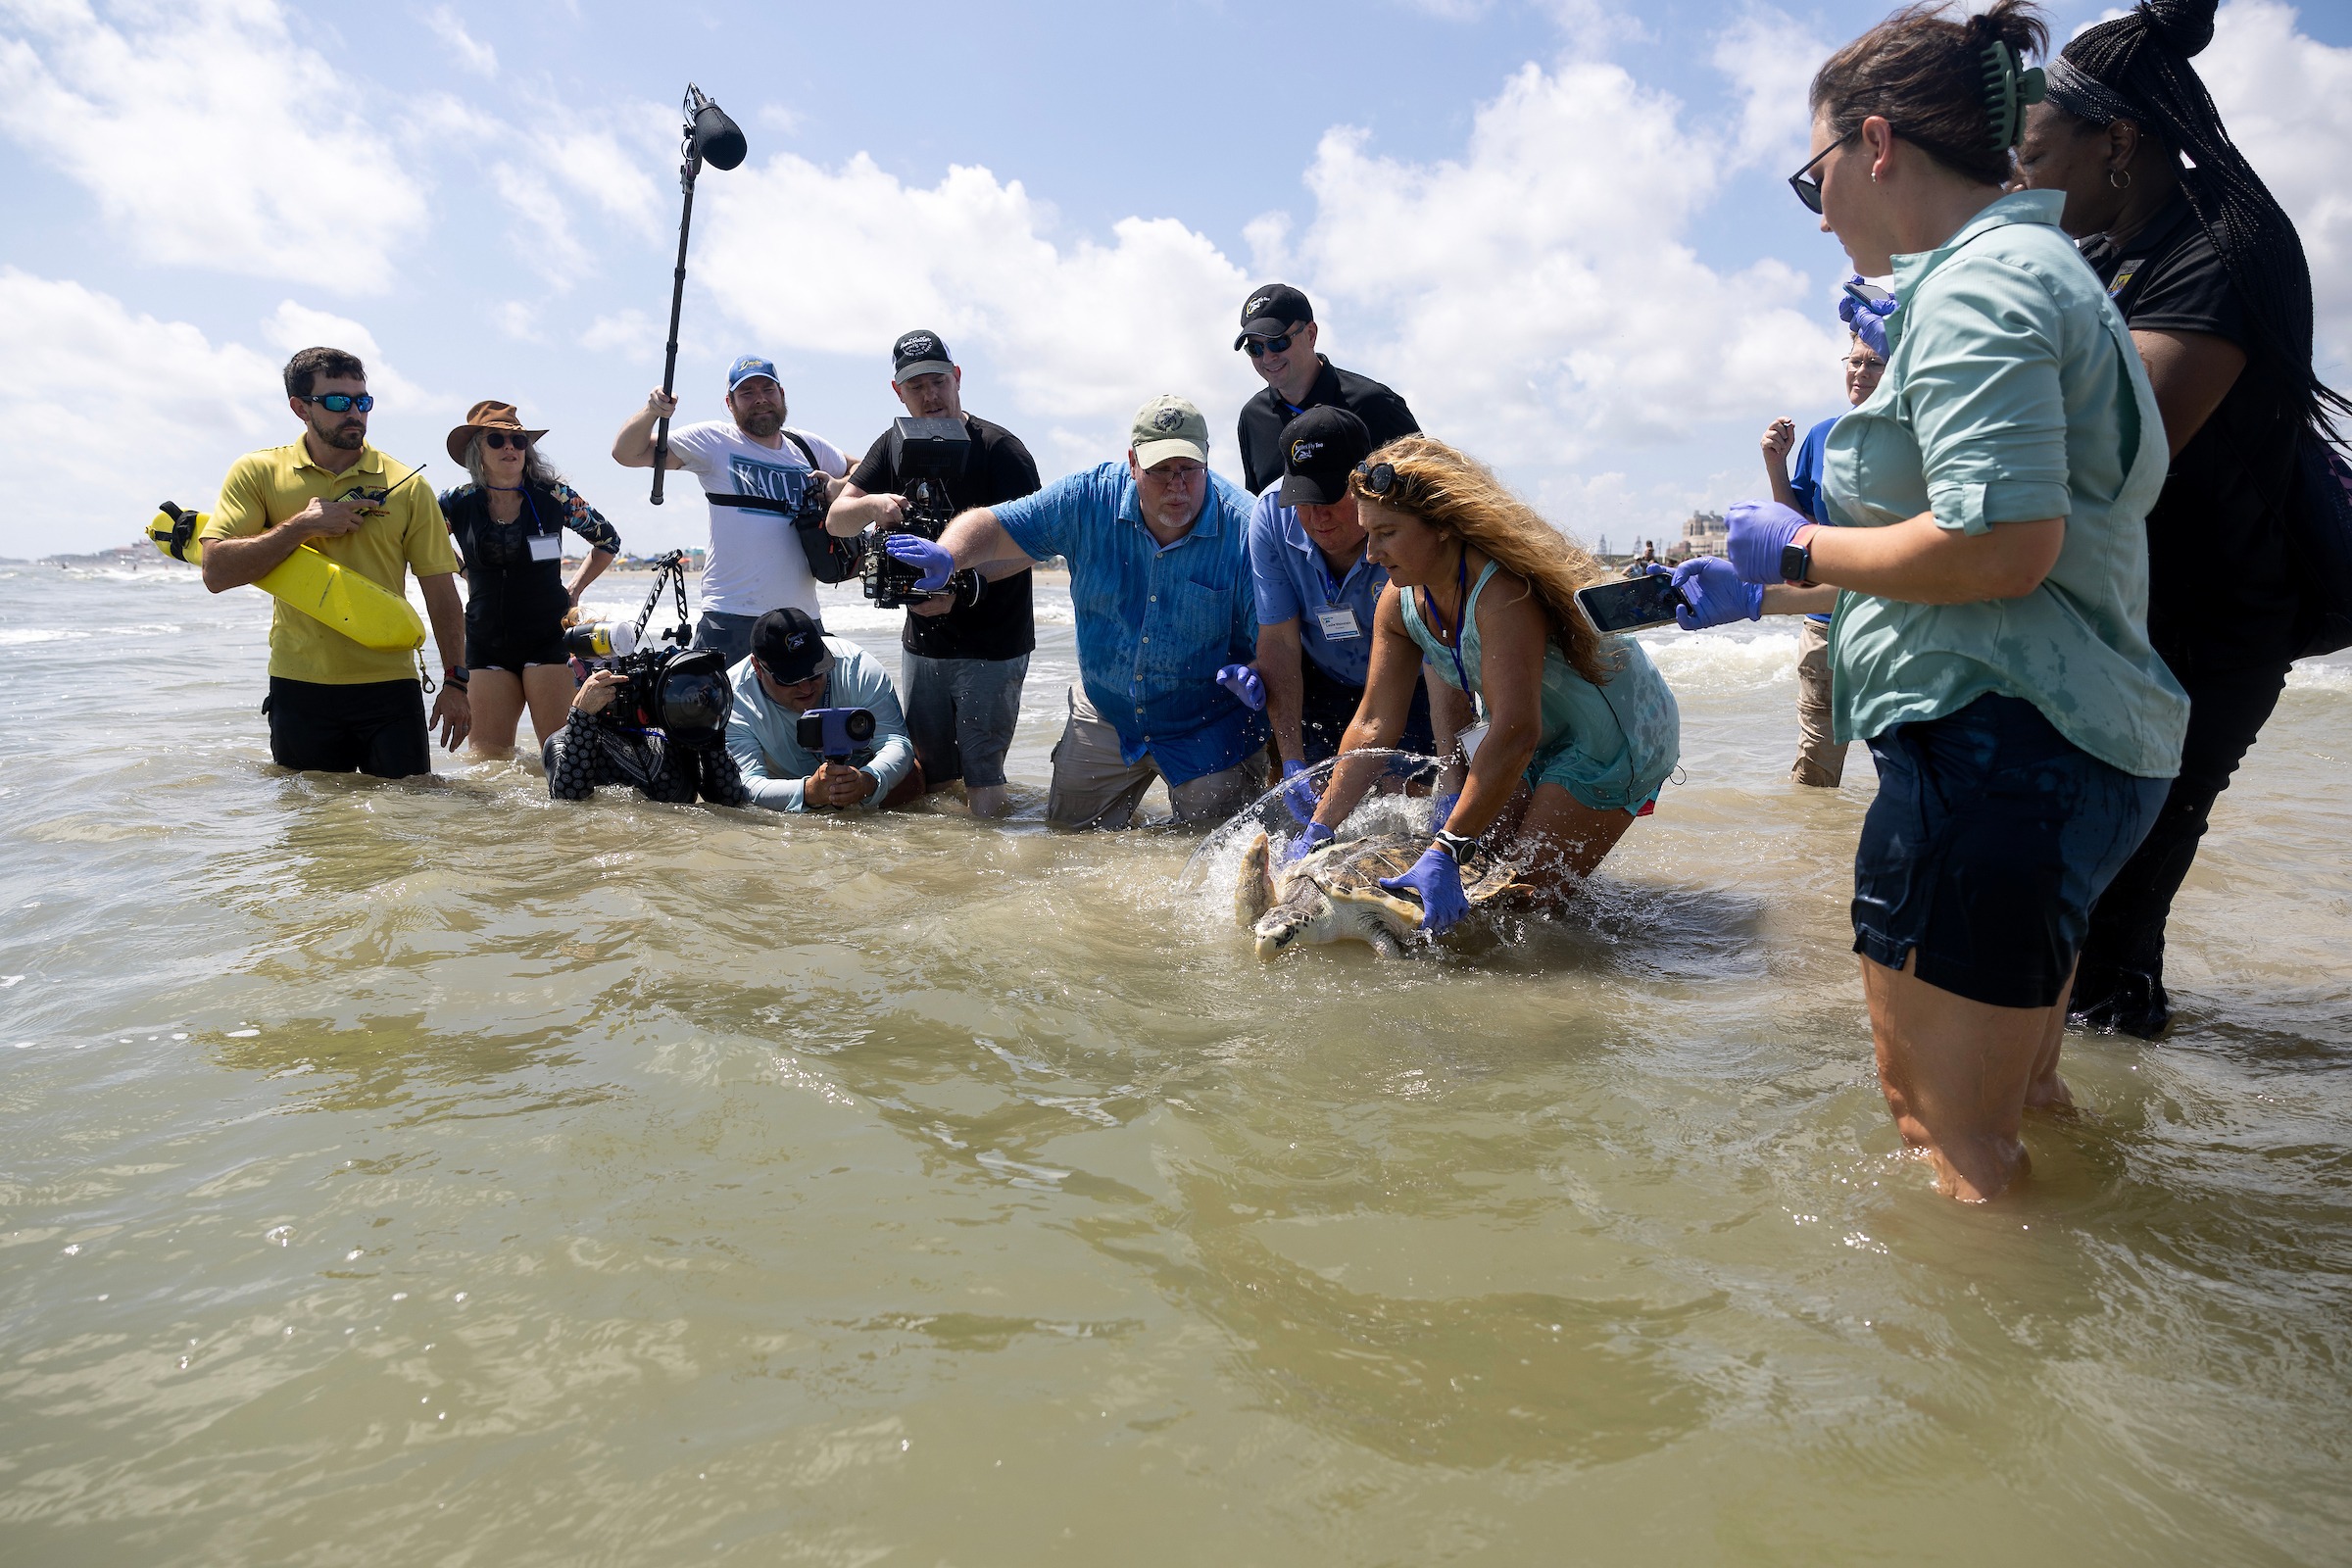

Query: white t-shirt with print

[666,420,850,618]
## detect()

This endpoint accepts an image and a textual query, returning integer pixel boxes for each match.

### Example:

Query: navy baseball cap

[891,329,955,384]
[751,608,831,684]
[1234,283,1313,349]
[727,355,781,392]
[1277,406,1372,506]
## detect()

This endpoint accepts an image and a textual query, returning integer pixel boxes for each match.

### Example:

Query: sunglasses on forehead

[1356,461,1402,496]
[300,393,374,414]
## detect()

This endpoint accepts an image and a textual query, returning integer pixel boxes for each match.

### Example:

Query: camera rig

[564,551,730,736]
[862,416,980,612]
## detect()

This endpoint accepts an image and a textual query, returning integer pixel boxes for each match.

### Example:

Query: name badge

[1456,720,1491,762]
[1315,606,1362,640]
[527,532,563,563]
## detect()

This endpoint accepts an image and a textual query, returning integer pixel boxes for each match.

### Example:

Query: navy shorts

[1298,656,1435,764]
[1853,694,2169,1009]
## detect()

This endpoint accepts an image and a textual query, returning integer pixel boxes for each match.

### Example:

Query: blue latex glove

[1278,759,1320,825]
[1725,500,1812,585]
[1428,791,1459,831]
[1670,556,1764,629]
[1378,843,1470,936]
[1281,819,1334,864]
[884,533,956,592]
[1215,663,1265,710]
[1838,275,1899,359]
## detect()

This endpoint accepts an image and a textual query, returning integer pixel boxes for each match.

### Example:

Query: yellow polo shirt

[201,438,461,685]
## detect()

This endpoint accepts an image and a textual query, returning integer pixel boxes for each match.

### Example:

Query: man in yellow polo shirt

[201,346,471,776]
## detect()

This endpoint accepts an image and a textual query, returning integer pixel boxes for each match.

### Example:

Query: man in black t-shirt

[826,330,1042,816]
[1232,284,1420,496]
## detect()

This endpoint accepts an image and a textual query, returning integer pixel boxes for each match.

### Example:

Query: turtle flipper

[1324,884,1425,952]
[1234,831,1276,926]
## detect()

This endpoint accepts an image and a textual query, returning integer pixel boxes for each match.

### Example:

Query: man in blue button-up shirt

[892,394,1266,828]
[1249,406,1446,775]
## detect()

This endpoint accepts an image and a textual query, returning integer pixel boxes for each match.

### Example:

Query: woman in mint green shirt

[1727,0,2186,1202]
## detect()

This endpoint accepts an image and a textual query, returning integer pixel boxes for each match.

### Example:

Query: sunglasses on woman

[300,393,375,414]
[1242,332,1298,359]
[1356,461,1400,496]
[480,431,529,451]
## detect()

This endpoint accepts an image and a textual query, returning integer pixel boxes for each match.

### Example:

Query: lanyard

[1418,549,1472,694]
[488,484,554,535]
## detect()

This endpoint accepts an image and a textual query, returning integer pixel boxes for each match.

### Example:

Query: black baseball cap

[1277,406,1372,506]
[751,607,831,684]
[1234,283,1313,349]
[892,329,955,384]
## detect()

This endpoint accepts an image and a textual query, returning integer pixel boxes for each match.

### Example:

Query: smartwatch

[1779,525,1819,588]
[1432,828,1479,863]
[444,663,470,689]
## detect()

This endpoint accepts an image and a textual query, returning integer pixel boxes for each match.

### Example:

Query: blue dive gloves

[1282,819,1334,864]
[1215,663,1264,710]
[1379,844,1469,935]
[1665,557,1764,629]
[1278,758,1320,824]
[1725,500,1811,585]
[884,533,956,591]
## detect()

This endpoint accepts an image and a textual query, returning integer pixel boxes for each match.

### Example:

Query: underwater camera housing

[795,705,876,760]
[565,551,732,738]
[862,416,976,611]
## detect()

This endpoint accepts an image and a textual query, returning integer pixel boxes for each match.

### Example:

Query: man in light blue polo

[888,395,1266,829]
[1249,407,1442,793]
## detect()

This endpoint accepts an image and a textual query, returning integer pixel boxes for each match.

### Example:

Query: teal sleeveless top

[1399,560,1680,812]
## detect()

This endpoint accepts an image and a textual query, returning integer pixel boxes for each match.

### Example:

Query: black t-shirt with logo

[2082,194,2305,676]
[1236,359,1420,496]
[850,413,1042,662]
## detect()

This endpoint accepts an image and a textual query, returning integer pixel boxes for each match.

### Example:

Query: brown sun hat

[445,400,549,466]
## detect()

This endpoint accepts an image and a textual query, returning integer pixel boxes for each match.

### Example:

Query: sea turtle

[1233,828,1528,959]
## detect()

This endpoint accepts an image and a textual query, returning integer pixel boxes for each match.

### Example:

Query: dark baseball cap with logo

[1277,406,1372,506]
[751,607,832,684]
[892,329,955,384]
[1234,283,1314,348]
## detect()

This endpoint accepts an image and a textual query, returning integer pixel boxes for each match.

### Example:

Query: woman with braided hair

[1728,0,2188,1200]
[2013,0,2345,1039]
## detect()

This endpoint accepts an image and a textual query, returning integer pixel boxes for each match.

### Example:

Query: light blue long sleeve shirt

[994,462,1263,785]
[724,641,915,811]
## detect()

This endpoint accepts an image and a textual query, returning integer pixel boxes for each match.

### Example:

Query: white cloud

[0,269,281,558]
[698,156,1260,474]
[0,0,430,294]
[2196,0,2352,381]
[258,301,441,414]
[424,4,495,76]
[581,309,654,357]
[1712,4,1832,171]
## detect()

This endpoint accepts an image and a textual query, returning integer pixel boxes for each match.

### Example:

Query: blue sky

[3,0,2346,562]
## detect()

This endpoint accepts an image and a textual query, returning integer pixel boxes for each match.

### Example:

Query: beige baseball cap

[1129,394,1209,468]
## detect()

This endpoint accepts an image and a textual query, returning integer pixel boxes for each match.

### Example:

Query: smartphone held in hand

[1575,573,1686,635]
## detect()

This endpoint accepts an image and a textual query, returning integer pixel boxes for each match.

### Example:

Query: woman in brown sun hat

[438,401,623,757]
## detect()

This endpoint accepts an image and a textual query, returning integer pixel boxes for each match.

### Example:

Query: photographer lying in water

[725,609,923,812]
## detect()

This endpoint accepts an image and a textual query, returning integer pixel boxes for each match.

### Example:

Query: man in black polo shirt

[1232,283,1420,495]
[826,330,1041,816]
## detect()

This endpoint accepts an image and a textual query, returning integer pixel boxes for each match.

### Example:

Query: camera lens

[846,709,876,744]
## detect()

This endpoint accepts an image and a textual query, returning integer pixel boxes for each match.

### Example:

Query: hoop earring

[2109,168,2132,190]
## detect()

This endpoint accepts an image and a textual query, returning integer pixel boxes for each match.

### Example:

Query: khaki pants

[1792,616,1848,787]
[1047,686,1267,830]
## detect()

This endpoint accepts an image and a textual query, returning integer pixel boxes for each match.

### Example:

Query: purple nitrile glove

[1670,556,1765,629]
[884,532,956,591]
[1725,500,1811,585]
[1281,819,1334,864]
[1838,275,1899,359]
[1278,758,1320,825]
[1428,791,1459,831]
[1216,663,1265,710]
[1378,843,1470,935]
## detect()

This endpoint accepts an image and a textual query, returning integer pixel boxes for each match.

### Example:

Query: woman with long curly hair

[1296,435,1680,926]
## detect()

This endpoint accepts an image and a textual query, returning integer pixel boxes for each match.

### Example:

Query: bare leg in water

[1493,781,1638,898]
[1861,953,2077,1201]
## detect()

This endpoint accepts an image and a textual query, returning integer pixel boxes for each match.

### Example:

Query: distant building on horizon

[1667,510,1726,564]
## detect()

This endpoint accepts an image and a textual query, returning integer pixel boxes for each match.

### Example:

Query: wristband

[444,664,469,689]
[1432,828,1479,863]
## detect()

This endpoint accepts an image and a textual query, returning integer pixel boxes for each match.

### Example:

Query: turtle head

[1252,906,1314,959]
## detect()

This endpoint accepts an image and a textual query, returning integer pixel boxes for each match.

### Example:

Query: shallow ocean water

[2,563,2348,1566]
